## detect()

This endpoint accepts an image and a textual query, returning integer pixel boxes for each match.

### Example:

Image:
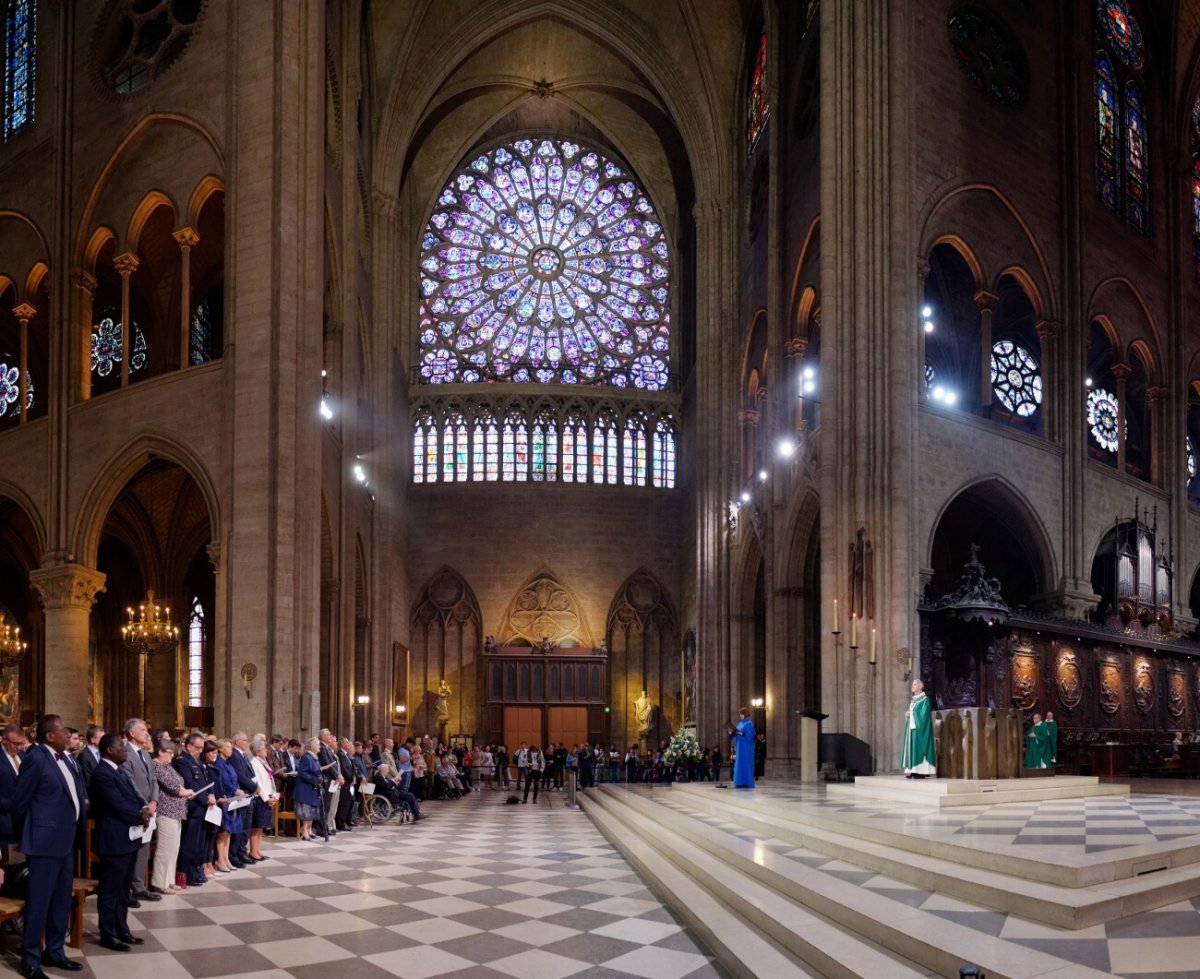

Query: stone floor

[1,789,723,979]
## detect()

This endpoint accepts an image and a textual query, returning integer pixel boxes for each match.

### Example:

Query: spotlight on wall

[923,319,934,334]
[355,694,370,706]
[931,385,946,402]
[758,469,768,482]
[320,397,333,420]
[943,390,958,406]
[353,461,368,485]
[395,704,406,715]
[777,438,796,459]
[740,490,751,504]
[321,369,327,378]
[1085,376,1093,388]
[750,697,765,709]
[921,306,932,319]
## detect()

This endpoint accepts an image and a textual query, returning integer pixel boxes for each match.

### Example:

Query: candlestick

[869,627,877,665]
[850,613,858,649]
[833,598,840,635]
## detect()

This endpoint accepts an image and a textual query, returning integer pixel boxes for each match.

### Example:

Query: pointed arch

[410,566,483,735]
[606,567,679,747]
[498,566,594,648]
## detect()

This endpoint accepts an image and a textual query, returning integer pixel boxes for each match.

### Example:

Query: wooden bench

[0,878,96,950]
[273,807,300,839]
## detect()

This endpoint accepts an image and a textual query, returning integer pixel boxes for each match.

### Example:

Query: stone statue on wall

[634,689,653,736]
[435,679,451,720]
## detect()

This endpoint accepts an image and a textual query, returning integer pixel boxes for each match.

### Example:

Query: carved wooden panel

[1133,657,1154,715]
[1099,662,1122,715]
[1011,651,1038,710]
[1055,648,1083,711]
[1167,669,1186,719]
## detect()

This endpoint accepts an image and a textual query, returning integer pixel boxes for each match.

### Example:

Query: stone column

[1147,385,1167,487]
[1112,362,1131,475]
[975,290,998,410]
[173,227,200,369]
[71,269,96,402]
[112,252,139,387]
[1036,319,1057,442]
[12,302,33,424]
[785,337,809,434]
[28,564,106,724]
[737,408,759,485]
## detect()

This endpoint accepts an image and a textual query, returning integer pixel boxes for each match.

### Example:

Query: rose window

[1087,388,1120,452]
[989,340,1042,416]
[418,137,671,389]
[0,363,32,416]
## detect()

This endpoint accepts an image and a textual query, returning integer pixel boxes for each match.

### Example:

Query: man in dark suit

[0,721,24,867]
[77,725,104,786]
[335,738,356,830]
[90,733,151,952]
[11,714,86,978]
[229,731,259,865]
[120,718,161,904]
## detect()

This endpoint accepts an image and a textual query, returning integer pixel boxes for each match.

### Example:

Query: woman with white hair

[294,737,324,840]
[248,736,279,860]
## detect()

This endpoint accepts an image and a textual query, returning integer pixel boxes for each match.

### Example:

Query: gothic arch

[410,566,482,736]
[72,431,220,569]
[497,566,594,648]
[606,567,679,748]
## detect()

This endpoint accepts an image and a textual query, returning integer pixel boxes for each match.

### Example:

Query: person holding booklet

[294,737,324,841]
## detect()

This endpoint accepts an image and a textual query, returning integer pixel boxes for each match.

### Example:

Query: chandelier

[0,613,26,667]
[121,589,180,656]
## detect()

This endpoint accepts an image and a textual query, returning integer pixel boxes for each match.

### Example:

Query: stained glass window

[502,410,528,481]
[187,597,204,708]
[623,413,647,486]
[1096,53,1120,212]
[1087,387,1120,452]
[1097,0,1144,73]
[653,417,676,489]
[532,409,558,481]
[1193,97,1200,280]
[472,409,498,481]
[413,410,437,483]
[924,360,936,391]
[1188,437,1195,486]
[804,0,819,35]
[1125,81,1148,234]
[990,341,1042,417]
[442,411,468,482]
[747,32,768,150]
[0,362,31,417]
[418,137,671,390]
[3,0,34,143]
[562,410,588,483]
[91,309,147,378]
[592,410,618,484]
[946,5,1028,107]
[189,297,213,365]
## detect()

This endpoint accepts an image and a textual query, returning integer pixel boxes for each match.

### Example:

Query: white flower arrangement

[664,727,703,764]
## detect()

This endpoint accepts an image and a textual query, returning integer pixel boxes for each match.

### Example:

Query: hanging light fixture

[0,613,27,668]
[121,589,180,656]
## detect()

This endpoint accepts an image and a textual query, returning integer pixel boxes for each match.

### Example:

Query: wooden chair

[70,879,97,948]
[273,806,300,839]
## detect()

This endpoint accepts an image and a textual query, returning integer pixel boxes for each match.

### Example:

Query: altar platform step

[668,782,1200,929]
[583,784,1117,979]
[827,774,1129,808]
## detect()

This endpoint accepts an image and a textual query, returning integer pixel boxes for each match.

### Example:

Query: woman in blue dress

[727,707,756,789]
[214,738,244,871]
[294,737,324,840]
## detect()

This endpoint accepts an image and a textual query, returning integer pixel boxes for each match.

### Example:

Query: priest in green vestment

[1024,713,1048,769]
[1043,711,1058,765]
[901,679,936,778]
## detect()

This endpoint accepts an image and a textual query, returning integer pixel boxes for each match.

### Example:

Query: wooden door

[504,706,542,751]
[547,706,588,747]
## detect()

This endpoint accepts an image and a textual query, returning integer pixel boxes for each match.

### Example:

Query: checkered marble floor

[732,783,1200,858]
[2,791,723,979]
[651,787,1200,978]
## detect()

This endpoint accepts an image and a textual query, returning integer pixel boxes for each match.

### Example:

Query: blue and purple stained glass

[1097,0,1144,73]
[91,311,148,377]
[3,0,34,142]
[0,362,31,416]
[418,137,671,390]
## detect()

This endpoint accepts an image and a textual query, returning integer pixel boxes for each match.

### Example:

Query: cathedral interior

[5,0,1200,779]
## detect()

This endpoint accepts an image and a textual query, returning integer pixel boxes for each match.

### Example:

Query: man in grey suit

[120,718,161,905]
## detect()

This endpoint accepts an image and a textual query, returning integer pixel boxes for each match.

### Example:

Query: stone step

[587,785,1120,979]
[585,787,930,979]
[674,782,1200,889]
[668,783,1200,929]
[830,774,1129,808]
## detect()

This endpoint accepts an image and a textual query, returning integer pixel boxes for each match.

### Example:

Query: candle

[870,627,877,664]
[833,599,840,634]
[850,613,858,648]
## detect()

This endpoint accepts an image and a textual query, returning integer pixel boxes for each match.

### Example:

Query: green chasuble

[901,692,936,775]
[1044,720,1057,764]
[1024,722,1048,768]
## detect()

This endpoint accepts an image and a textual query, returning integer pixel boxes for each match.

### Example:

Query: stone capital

[172,226,200,250]
[784,337,809,359]
[29,564,106,610]
[112,252,140,276]
[71,268,97,295]
[206,541,222,574]
[1110,362,1132,382]
[973,289,999,311]
[12,302,36,323]
[737,408,759,426]
[1146,385,1168,404]
[1035,319,1057,340]
[372,189,400,221]
[755,386,769,406]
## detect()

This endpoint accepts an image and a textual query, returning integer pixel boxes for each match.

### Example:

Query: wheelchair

[366,790,415,824]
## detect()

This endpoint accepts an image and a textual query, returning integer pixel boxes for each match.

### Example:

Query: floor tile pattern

[1,791,723,979]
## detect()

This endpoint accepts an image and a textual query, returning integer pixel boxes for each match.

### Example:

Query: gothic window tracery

[0,361,31,416]
[418,137,671,390]
[746,31,768,151]
[91,307,147,378]
[990,340,1042,417]
[3,0,34,142]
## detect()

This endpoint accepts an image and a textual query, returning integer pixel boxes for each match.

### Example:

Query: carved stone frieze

[28,564,107,610]
[499,567,592,648]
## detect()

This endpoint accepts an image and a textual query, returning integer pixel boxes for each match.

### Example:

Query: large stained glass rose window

[91,308,147,378]
[990,340,1042,416]
[0,362,31,416]
[418,137,671,390]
